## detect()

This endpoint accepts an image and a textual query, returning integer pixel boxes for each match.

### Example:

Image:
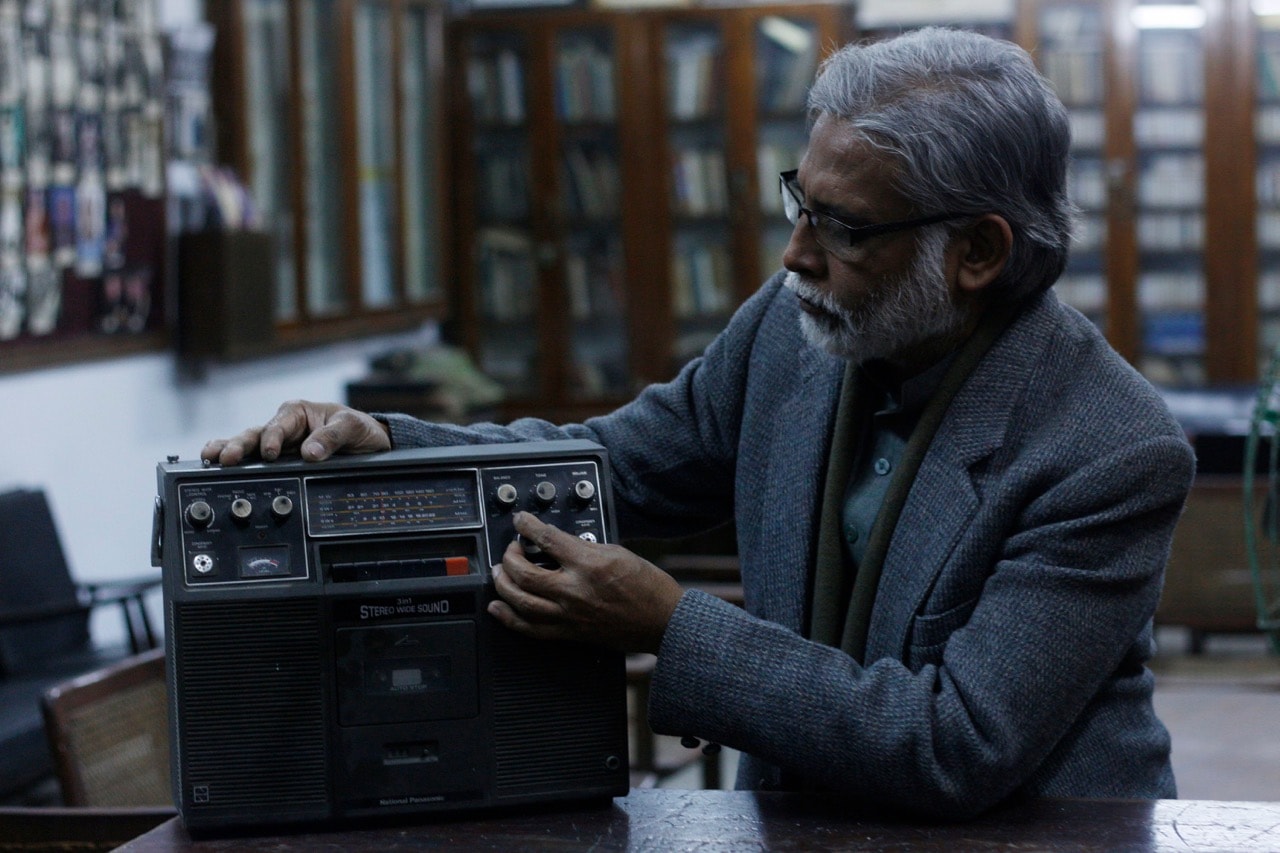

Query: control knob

[271,495,294,520]
[230,498,253,524]
[186,500,214,529]
[572,479,596,504]
[533,480,558,507]
[494,483,519,510]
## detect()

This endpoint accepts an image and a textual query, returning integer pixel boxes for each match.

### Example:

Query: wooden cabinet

[1157,476,1263,645]
[447,4,853,421]
[439,0,1280,410]
[1016,0,1262,387]
[203,0,450,355]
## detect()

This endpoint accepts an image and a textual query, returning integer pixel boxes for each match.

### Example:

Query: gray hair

[807,27,1075,300]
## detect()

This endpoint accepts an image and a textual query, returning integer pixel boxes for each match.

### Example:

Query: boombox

[151,440,629,834]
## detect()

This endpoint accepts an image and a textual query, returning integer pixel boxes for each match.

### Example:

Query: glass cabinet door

[663,20,732,365]
[354,0,397,309]
[556,28,628,399]
[1036,2,1108,332]
[755,14,819,280]
[1133,0,1206,385]
[241,0,296,321]
[466,31,537,396]
[400,2,444,306]
[299,0,346,317]
[1258,4,1280,371]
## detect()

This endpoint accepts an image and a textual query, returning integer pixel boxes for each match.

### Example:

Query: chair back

[41,648,171,807]
[0,488,90,676]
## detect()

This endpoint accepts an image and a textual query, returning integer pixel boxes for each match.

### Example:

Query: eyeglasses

[779,170,964,258]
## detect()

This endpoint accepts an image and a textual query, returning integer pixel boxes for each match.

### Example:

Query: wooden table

[114,789,1280,852]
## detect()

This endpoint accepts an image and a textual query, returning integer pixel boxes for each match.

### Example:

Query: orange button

[445,556,470,576]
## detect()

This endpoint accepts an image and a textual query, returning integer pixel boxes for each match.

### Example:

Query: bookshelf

[1033,2,1109,331]
[1016,0,1259,387]
[203,0,451,356]
[448,4,853,420]
[1133,9,1207,385]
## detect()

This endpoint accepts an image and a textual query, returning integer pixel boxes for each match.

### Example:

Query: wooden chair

[0,487,162,800]
[40,647,172,808]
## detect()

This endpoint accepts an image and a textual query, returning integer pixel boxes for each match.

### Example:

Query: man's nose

[781,214,826,276]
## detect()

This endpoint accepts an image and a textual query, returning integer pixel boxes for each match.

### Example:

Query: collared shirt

[841,356,955,566]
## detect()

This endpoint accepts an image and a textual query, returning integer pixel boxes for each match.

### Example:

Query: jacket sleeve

[384,275,789,540]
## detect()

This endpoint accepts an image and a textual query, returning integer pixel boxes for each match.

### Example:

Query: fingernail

[490,564,502,579]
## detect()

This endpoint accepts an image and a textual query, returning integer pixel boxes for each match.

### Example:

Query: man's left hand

[488,512,685,654]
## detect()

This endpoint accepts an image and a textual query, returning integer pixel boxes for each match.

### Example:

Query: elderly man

[204,28,1194,819]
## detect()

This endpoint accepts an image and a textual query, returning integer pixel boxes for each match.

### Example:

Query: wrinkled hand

[200,399,391,466]
[489,512,685,654]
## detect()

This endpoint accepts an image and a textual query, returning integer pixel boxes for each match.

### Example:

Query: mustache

[782,271,844,318]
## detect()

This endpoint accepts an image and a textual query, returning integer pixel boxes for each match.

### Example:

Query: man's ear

[954,214,1013,294]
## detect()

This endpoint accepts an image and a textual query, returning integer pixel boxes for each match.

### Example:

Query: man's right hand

[201,400,392,466]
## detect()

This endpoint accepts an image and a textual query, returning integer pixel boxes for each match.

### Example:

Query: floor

[656,625,1280,802]
[1149,627,1280,802]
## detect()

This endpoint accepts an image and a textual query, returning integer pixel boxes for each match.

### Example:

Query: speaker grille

[491,631,626,795]
[173,599,328,812]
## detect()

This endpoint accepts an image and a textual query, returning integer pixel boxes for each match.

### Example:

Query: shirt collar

[859,352,958,418]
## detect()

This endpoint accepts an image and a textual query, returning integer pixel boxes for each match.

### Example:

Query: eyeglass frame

[779,169,966,257]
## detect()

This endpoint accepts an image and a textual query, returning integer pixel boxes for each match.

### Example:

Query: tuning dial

[494,483,519,510]
[533,480,558,507]
[186,500,214,529]
[230,498,253,524]
[271,495,294,520]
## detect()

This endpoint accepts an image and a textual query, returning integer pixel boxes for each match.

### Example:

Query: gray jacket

[386,272,1195,819]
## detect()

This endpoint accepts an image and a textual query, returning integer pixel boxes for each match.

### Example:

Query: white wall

[0,325,436,646]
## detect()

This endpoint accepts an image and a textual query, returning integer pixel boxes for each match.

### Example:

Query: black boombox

[151,440,629,834]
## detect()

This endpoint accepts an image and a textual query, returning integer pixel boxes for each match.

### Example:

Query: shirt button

[874,457,891,476]
[843,523,859,543]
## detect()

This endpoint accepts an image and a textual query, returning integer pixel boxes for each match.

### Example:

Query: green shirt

[841,358,954,566]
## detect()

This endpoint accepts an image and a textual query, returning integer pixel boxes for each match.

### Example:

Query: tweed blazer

[385,271,1196,819]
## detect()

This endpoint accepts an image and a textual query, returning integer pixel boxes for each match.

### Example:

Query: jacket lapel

[741,341,843,634]
[863,293,1060,661]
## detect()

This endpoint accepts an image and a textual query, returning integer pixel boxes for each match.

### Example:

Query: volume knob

[271,495,294,520]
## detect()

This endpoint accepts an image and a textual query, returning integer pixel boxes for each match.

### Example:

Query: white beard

[782,227,964,364]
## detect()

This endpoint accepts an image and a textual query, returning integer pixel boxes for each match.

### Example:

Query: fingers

[490,515,682,653]
[295,406,391,461]
[511,511,590,566]
[493,538,568,617]
[198,400,391,466]
[489,546,575,642]
[200,427,264,466]
[258,402,310,461]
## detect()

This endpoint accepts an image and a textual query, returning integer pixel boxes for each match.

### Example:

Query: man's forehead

[801,117,905,214]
